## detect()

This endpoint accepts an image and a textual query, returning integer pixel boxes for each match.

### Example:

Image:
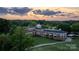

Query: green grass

[30,37,79,51]
[31,36,57,45]
[30,42,79,51]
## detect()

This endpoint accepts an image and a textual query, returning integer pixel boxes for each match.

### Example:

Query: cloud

[33,9,63,16]
[8,7,32,15]
[0,7,8,15]
[0,7,32,16]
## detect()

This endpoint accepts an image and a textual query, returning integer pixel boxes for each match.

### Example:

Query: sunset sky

[0,7,79,21]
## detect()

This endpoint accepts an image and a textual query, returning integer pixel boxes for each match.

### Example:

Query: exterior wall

[52,33,67,40]
[32,29,67,40]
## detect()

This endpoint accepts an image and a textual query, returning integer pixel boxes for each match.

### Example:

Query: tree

[0,18,10,34]
[10,27,34,51]
[0,26,34,51]
[71,23,79,32]
[57,23,71,33]
[0,34,12,51]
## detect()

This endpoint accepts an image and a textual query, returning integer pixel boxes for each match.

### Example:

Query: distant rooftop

[44,29,66,33]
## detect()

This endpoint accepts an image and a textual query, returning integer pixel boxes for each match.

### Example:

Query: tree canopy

[71,23,79,32]
[57,23,71,33]
[0,18,10,34]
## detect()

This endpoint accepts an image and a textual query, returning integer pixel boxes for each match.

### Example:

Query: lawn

[31,36,58,45]
[30,37,79,51]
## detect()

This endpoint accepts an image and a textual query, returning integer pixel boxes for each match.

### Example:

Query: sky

[0,7,79,21]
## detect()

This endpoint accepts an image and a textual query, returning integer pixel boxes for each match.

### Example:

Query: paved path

[25,41,66,50]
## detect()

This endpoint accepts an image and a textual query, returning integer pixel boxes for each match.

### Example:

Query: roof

[44,29,66,33]
[36,24,42,29]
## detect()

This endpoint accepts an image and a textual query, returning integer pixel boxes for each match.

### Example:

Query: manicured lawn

[31,36,58,45]
[30,37,79,51]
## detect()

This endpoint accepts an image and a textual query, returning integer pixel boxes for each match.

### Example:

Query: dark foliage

[0,18,10,34]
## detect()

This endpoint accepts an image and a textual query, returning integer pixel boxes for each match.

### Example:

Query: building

[27,24,67,41]
[35,24,42,29]
[32,29,67,41]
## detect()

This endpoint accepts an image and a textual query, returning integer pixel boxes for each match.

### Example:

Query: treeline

[9,19,79,27]
[9,19,79,33]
